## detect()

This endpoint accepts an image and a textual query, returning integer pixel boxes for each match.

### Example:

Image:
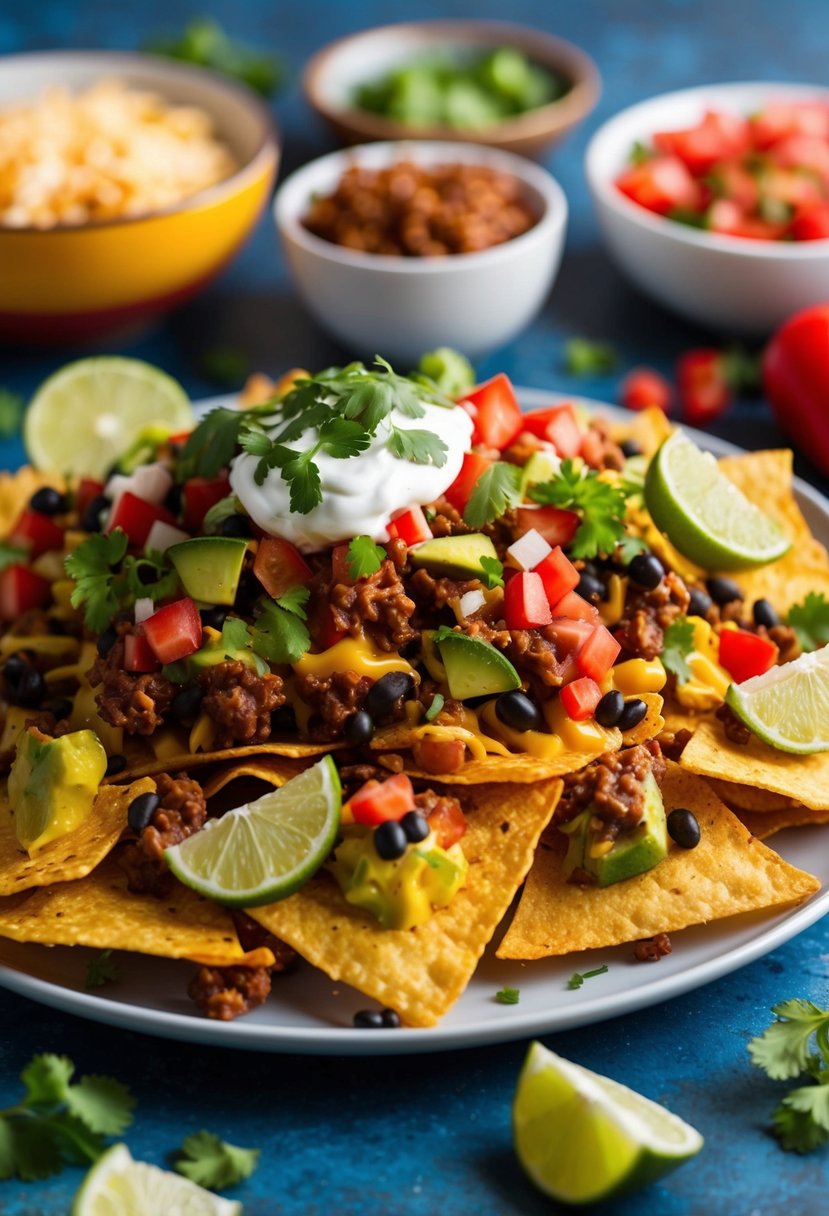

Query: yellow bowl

[0,50,280,344]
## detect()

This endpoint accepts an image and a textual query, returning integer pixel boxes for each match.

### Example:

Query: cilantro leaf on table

[479,555,505,590]
[530,459,626,559]
[463,462,522,529]
[660,617,695,684]
[65,530,129,633]
[787,593,829,652]
[252,589,310,665]
[494,986,520,1005]
[175,1130,260,1190]
[347,535,385,580]
[0,388,23,439]
[564,338,618,377]
[0,541,28,572]
[748,999,829,1153]
[85,950,120,990]
[146,17,282,98]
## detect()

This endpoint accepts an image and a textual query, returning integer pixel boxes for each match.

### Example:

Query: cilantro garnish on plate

[660,617,695,684]
[748,999,829,1152]
[347,535,385,580]
[65,531,179,632]
[494,986,520,1005]
[787,592,829,652]
[567,964,609,990]
[530,459,627,559]
[85,950,120,990]
[463,462,522,529]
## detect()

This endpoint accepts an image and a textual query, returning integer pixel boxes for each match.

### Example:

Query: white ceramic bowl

[273,140,567,363]
[585,81,829,334]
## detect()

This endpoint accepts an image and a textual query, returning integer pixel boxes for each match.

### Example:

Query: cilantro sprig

[660,617,695,684]
[174,1130,260,1190]
[64,531,179,632]
[346,535,385,580]
[252,588,311,665]
[463,462,522,529]
[85,950,120,990]
[787,592,829,653]
[0,541,28,572]
[529,460,627,559]
[748,1000,829,1152]
[494,986,520,1005]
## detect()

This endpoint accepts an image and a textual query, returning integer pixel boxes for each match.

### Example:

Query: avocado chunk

[167,536,247,606]
[409,533,498,579]
[561,770,667,887]
[520,450,560,498]
[433,629,521,700]
[8,728,107,853]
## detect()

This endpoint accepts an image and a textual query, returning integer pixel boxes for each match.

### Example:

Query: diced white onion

[131,462,174,506]
[506,528,552,572]
[459,589,487,618]
[145,520,189,554]
[134,597,155,624]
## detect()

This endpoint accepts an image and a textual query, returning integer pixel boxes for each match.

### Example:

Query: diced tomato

[547,618,595,656]
[559,677,602,721]
[676,349,732,426]
[707,198,747,236]
[0,565,51,622]
[772,135,829,187]
[763,303,829,476]
[412,736,466,775]
[8,509,64,558]
[521,404,584,458]
[791,202,829,241]
[443,450,494,513]
[426,796,467,848]
[616,155,702,215]
[182,475,231,531]
[578,429,606,468]
[387,506,433,546]
[761,166,824,209]
[253,537,312,599]
[317,604,346,649]
[712,158,761,212]
[167,429,194,446]
[533,547,579,607]
[619,367,672,413]
[331,543,353,586]
[123,632,161,673]
[142,597,202,664]
[461,374,523,450]
[504,572,553,630]
[106,492,176,549]
[718,628,778,684]
[751,101,829,150]
[350,773,415,826]
[552,590,599,623]
[653,110,751,175]
[576,624,622,682]
[75,478,105,518]
[515,506,580,548]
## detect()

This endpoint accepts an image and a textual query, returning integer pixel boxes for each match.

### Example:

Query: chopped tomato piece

[387,506,433,546]
[618,368,672,413]
[8,509,64,558]
[0,565,51,622]
[124,632,161,673]
[253,537,312,599]
[515,506,579,548]
[504,572,553,630]
[426,796,467,848]
[350,773,415,826]
[547,618,594,656]
[676,349,732,426]
[412,736,466,775]
[552,590,599,623]
[317,604,346,649]
[576,624,622,682]
[461,373,523,450]
[521,403,584,457]
[142,597,202,664]
[769,135,829,186]
[653,110,750,174]
[106,492,176,549]
[533,547,579,607]
[751,102,829,150]
[331,543,353,585]
[443,450,494,513]
[791,202,829,241]
[718,628,778,684]
[182,474,231,531]
[616,156,702,215]
[75,478,105,518]
[560,677,602,721]
[712,159,760,212]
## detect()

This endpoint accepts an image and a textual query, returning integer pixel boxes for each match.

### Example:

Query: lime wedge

[513,1041,703,1206]
[725,644,829,754]
[165,756,341,907]
[644,430,791,571]
[72,1143,241,1216]
[24,357,193,479]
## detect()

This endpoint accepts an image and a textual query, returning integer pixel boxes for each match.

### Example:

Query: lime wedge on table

[24,356,193,479]
[726,644,829,754]
[644,430,791,570]
[165,756,341,908]
[72,1143,241,1216]
[513,1042,703,1206]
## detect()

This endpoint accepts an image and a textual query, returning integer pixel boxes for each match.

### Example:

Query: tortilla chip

[117,740,338,780]
[681,719,829,811]
[497,764,819,959]
[249,779,563,1027]
[0,853,274,967]
[0,468,64,536]
[0,777,155,895]
[614,406,673,456]
[736,804,829,841]
[201,757,312,800]
[704,778,794,813]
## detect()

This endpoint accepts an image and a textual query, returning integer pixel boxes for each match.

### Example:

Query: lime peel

[72,1143,241,1216]
[725,644,829,754]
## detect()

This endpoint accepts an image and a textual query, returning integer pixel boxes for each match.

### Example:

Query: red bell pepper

[124,632,161,673]
[182,475,231,531]
[460,374,523,450]
[253,537,312,599]
[0,565,52,622]
[8,509,64,558]
[763,304,829,476]
[676,349,732,426]
[718,628,778,684]
[387,506,433,547]
[443,450,494,513]
[350,773,416,826]
[504,572,553,629]
[75,477,105,518]
[106,492,176,549]
[619,367,672,413]
[515,506,580,548]
[142,598,202,664]
[576,624,622,682]
[521,404,584,458]
[560,677,602,721]
[551,590,599,623]
[533,547,580,608]
[317,605,346,650]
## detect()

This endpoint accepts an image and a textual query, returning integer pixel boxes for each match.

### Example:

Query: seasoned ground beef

[231,911,297,970]
[427,497,472,538]
[294,669,373,741]
[119,772,208,897]
[188,965,272,1020]
[89,631,175,736]
[659,728,693,761]
[615,572,691,661]
[408,566,482,613]
[580,417,626,472]
[716,702,752,745]
[330,557,416,652]
[767,624,800,665]
[199,660,285,749]
[414,788,467,848]
[501,431,547,467]
[556,741,666,838]
[463,618,569,697]
[633,933,672,962]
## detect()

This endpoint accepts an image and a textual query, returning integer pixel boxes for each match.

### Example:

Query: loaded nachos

[0,356,825,1028]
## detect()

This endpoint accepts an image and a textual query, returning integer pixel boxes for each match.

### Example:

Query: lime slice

[513,1041,703,1206]
[165,756,341,907]
[644,430,791,571]
[24,357,193,479]
[725,644,829,753]
[72,1143,241,1216]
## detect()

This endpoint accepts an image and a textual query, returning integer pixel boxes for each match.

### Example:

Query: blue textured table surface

[1,2,829,1213]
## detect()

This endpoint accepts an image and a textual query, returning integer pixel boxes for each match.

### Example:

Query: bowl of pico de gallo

[585,81,829,333]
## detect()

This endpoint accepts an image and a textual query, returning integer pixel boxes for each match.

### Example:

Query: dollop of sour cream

[230,401,474,552]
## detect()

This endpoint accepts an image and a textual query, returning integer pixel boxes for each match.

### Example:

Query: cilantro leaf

[749,1000,829,1081]
[281,450,323,515]
[494,986,520,1005]
[660,617,695,684]
[123,551,179,605]
[616,535,649,564]
[64,530,129,632]
[175,1130,260,1190]
[432,625,460,646]
[203,494,243,534]
[567,964,609,990]
[252,595,310,665]
[347,535,385,580]
[85,950,120,990]
[318,416,373,458]
[64,1075,135,1137]
[530,460,626,559]
[787,593,829,652]
[22,1054,74,1107]
[7,1118,64,1181]
[146,17,282,97]
[564,338,618,376]
[479,555,504,590]
[0,542,27,572]
[178,406,249,481]
[387,426,448,468]
[424,693,444,722]
[463,462,522,529]
[275,585,310,617]
[772,1098,829,1153]
[417,347,475,397]
[0,388,23,440]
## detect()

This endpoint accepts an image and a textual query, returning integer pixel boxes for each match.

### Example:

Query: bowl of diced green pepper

[303,20,600,158]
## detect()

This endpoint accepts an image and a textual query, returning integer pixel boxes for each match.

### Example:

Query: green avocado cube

[561,770,667,888]
[167,536,247,606]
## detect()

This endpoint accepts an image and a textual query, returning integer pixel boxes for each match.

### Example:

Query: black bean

[373,820,408,861]
[220,514,251,538]
[628,552,664,590]
[30,486,68,515]
[343,710,375,747]
[380,1008,402,1028]
[44,698,72,720]
[577,572,605,603]
[495,690,543,732]
[688,587,712,618]
[97,627,118,658]
[200,606,229,632]
[706,576,743,606]
[171,684,204,722]
[81,494,110,533]
[105,753,128,778]
[14,668,45,708]
[617,698,648,731]
[595,689,625,728]
[128,791,160,834]
[401,810,429,843]
[3,652,29,692]
[353,1009,385,1029]
[47,616,67,636]
[667,807,701,849]
[164,483,183,517]
[620,439,643,458]
[365,672,414,719]
[135,563,158,586]
[234,569,261,612]
[753,598,779,629]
